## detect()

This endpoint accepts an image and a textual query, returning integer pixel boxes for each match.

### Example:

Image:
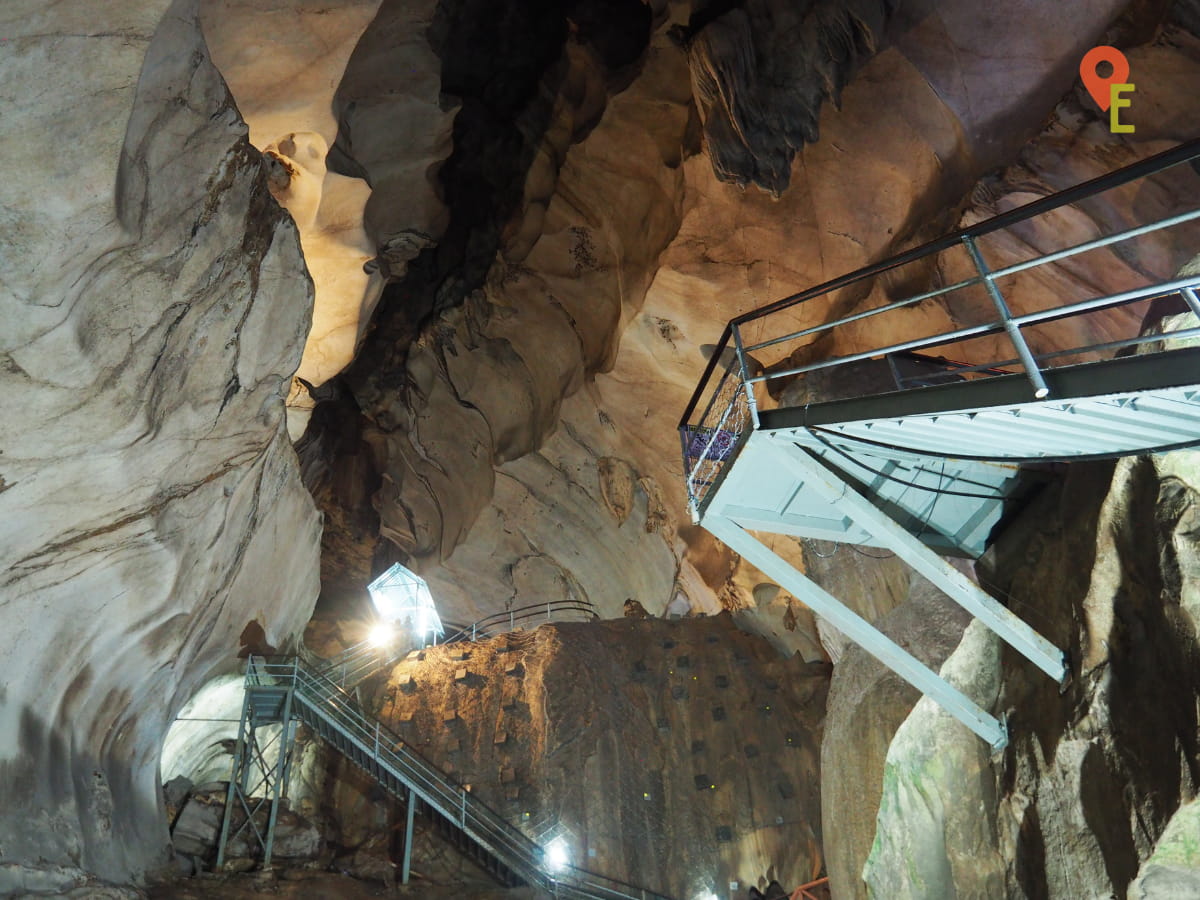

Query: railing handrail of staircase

[678,138,1200,514]
[440,598,599,644]
[246,656,671,900]
[679,139,1200,430]
[315,599,600,688]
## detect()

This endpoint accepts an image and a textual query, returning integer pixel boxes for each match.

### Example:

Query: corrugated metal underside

[709,434,1026,558]
[776,387,1200,460]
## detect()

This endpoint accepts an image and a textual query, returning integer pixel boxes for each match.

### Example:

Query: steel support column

[215,659,298,870]
[701,514,1008,751]
[216,680,253,870]
[262,664,298,868]
[764,436,1068,683]
[401,789,416,885]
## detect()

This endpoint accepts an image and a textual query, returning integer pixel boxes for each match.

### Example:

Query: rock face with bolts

[365,614,829,895]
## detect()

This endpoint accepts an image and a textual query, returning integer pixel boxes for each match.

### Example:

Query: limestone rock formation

[366,615,829,898]
[5,0,1200,894]
[298,0,1153,663]
[0,0,319,890]
[199,0,448,437]
[819,575,974,899]
[1130,797,1200,898]
[859,450,1200,899]
[681,0,901,194]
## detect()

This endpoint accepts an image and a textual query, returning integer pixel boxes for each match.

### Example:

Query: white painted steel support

[702,514,1008,751]
[764,437,1067,682]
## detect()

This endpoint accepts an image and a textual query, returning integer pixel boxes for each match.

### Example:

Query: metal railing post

[1181,285,1200,320]
[216,658,254,870]
[732,322,760,427]
[961,235,1050,399]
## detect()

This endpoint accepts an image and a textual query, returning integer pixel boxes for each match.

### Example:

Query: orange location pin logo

[1080,46,1130,111]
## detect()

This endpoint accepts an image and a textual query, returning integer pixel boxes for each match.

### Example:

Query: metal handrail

[247,657,670,900]
[678,139,1200,515]
[315,599,600,688]
[441,600,598,645]
[732,138,1200,327]
[679,137,1200,429]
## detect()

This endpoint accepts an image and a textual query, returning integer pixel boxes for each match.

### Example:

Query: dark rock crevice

[300,0,675,599]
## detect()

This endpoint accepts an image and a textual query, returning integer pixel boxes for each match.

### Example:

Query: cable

[807,428,1009,501]
[916,457,948,540]
[850,545,895,559]
[806,539,839,558]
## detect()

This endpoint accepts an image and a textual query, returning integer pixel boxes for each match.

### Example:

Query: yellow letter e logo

[1110,83,1135,133]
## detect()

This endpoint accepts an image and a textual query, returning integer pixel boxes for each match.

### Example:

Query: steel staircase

[680,139,1200,750]
[217,656,669,900]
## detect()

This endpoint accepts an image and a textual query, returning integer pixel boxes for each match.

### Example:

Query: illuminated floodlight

[544,836,570,873]
[367,622,396,648]
[367,563,444,642]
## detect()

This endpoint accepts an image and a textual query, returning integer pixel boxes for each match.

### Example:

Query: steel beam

[215,679,252,870]
[262,666,297,868]
[401,789,416,885]
[701,514,1008,751]
[764,436,1067,683]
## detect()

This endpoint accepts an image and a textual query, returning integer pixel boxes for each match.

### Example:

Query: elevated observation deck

[679,139,1200,750]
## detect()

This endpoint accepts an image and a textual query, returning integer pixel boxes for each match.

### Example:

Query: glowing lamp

[367,623,396,648]
[545,836,570,873]
[367,563,444,644]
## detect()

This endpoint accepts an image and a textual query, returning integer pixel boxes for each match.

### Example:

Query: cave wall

[858,448,1200,900]
[4,0,1197,892]
[0,0,320,891]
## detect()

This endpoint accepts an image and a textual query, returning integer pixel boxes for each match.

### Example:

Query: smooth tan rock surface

[200,0,423,438]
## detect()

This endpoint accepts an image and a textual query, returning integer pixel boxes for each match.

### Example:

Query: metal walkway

[680,139,1200,750]
[216,656,668,899]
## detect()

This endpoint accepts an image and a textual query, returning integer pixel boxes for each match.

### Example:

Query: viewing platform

[679,139,1200,750]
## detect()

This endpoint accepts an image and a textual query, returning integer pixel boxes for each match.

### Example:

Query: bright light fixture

[545,836,569,873]
[368,623,395,648]
[367,563,444,642]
